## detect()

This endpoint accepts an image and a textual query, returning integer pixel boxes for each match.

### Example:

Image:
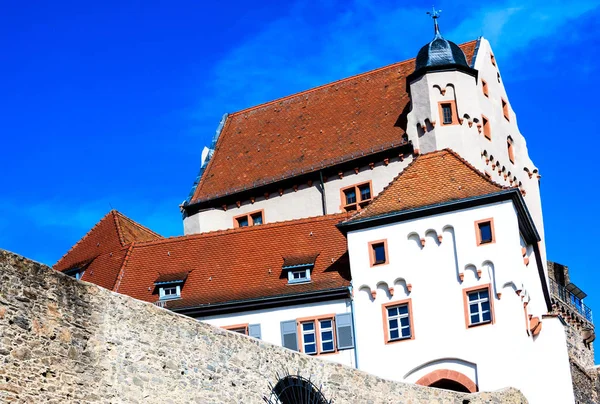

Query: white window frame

[468,289,491,325]
[301,321,317,355]
[387,304,411,341]
[287,268,311,284]
[159,285,181,300]
[319,319,335,353]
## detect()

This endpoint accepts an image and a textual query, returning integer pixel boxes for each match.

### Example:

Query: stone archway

[416,369,478,393]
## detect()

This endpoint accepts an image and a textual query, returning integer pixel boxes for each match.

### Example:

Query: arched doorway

[416,369,478,393]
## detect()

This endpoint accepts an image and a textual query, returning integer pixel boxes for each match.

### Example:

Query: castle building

[54,16,593,404]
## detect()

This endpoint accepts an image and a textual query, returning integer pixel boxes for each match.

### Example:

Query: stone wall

[0,249,526,403]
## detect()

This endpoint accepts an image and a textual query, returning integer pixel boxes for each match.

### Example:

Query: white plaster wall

[196,299,355,367]
[346,201,573,404]
[184,157,413,234]
[405,37,547,278]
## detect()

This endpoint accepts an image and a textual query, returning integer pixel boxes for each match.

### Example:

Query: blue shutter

[248,324,261,339]
[336,313,354,350]
[280,320,298,351]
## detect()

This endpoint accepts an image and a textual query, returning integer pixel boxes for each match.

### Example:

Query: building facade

[54,19,593,404]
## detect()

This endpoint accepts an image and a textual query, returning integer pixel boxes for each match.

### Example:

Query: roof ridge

[133,213,349,248]
[227,39,478,119]
[53,211,115,269]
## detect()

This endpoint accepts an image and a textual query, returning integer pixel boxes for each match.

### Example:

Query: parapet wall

[0,249,526,403]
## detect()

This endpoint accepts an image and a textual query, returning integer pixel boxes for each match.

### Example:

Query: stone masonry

[0,249,526,403]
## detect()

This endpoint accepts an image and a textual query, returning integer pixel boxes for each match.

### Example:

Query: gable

[345,149,506,222]
[187,41,478,205]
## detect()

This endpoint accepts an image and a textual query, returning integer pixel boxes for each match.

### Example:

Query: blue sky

[1,1,599,358]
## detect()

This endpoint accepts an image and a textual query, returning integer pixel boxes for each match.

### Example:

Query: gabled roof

[53,210,162,273]
[187,41,478,205]
[344,149,507,223]
[115,214,350,310]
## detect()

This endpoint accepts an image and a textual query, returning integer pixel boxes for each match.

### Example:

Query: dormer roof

[185,41,478,207]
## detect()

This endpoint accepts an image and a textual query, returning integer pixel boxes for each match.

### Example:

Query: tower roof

[411,10,475,78]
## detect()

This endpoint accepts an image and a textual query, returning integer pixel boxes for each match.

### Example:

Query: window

[233,210,265,228]
[481,79,489,97]
[65,268,85,280]
[280,314,354,353]
[382,300,414,344]
[502,98,510,121]
[300,317,336,355]
[159,285,181,300]
[287,267,311,284]
[507,137,515,163]
[223,324,249,335]
[341,182,373,212]
[475,218,495,246]
[369,240,388,266]
[482,115,491,140]
[490,53,496,66]
[438,100,457,125]
[464,286,494,327]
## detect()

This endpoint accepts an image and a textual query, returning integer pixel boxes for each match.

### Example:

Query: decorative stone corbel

[389,287,395,297]
[370,290,377,299]
[264,192,270,200]
[222,205,227,211]
[437,235,443,243]
[420,238,426,247]
[459,273,465,282]
[250,196,255,204]
[407,284,413,293]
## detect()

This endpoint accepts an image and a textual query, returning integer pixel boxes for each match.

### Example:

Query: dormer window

[282,254,318,285]
[154,272,188,301]
[288,267,311,284]
[159,285,181,300]
[65,268,85,280]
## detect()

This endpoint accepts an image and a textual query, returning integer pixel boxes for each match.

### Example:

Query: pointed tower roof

[343,150,507,223]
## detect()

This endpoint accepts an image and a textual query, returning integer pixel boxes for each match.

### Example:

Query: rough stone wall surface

[0,249,527,403]
[569,360,598,404]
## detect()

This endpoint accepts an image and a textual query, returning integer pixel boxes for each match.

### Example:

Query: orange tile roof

[188,41,478,204]
[115,214,350,308]
[345,149,507,222]
[53,210,162,274]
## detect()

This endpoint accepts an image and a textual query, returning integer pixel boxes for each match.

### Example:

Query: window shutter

[248,324,261,339]
[336,313,354,350]
[280,320,298,351]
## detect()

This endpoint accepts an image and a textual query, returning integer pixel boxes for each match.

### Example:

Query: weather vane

[426,6,442,35]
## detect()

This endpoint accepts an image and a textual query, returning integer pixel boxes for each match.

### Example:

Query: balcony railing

[549,278,593,323]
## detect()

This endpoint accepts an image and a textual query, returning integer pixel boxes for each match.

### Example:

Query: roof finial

[426,6,442,36]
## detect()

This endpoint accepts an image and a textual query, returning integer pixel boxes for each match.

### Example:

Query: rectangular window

[442,103,453,124]
[382,300,414,344]
[482,79,489,97]
[233,210,265,228]
[502,98,510,121]
[482,115,491,140]
[341,182,373,212]
[159,285,181,300]
[475,218,495,245]
[369,240,388,266]
[288,268,311,284]
[490,53,496,66]
[319,319,335,353]
[301,321,318,355]
[465,287,493,327]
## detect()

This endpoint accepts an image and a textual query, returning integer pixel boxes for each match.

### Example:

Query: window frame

[368,239,389,267]
[340,181,373,212]
[463,284,495,328]
[222,323,249,335]
[474,218,495,246]
[481,79,489,98]
[381,299,414,344]
[296,314,338,356]
[287,267,312,284]
[502,98,510,121]
[438,100,458,126]
[158,284,181,300]
[481,115,491,140]
[233,209,265,228]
